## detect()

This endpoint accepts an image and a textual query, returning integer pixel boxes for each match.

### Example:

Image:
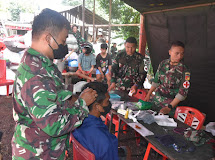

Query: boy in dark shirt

[96,43,112,87]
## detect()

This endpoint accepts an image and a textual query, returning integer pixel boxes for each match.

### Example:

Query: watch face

[168,104,173,109]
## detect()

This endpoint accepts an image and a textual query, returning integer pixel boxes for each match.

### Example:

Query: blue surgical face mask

[48,35,68,59]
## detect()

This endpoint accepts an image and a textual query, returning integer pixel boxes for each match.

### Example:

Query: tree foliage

[62,0,95,10]
[62,0,81,6]
[98,0,140,42]
[8,2,22,21]
[1,0,38,21]
[62,0,140,42]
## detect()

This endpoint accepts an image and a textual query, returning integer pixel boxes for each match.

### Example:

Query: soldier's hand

[159,107,171,115]
[144,95,150,102]
[130,85,138,95]
[108,83,116,92]
[80,88,98,106]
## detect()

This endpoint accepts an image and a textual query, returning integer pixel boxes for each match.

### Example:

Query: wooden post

[69,13,72,24]
[84,24,140,27]
[108,0,112,54]
[139,14,146,56]
[82,0,85,38]
[95,27,98,43]
[93,0,95,43]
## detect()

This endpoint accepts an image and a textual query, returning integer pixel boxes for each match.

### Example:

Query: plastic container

[124,109,129,119]
[68,59,78,67]
[135,99,152,110]
[109,93,121,101]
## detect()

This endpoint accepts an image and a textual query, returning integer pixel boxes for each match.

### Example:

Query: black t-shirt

[96,53,112,74]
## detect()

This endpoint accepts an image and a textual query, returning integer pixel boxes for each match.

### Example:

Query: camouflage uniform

[111,50,147,91]
[12,48,89,160]
[71,31,85,54]
[151,59,190,109]
[110,46,117,59]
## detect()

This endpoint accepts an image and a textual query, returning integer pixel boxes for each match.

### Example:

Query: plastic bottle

[124,108,129,119]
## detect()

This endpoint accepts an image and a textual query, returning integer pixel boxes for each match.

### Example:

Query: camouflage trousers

[149,92,176,117]
[115,79,133,91]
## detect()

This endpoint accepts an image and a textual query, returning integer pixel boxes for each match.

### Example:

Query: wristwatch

[168,104,173,109]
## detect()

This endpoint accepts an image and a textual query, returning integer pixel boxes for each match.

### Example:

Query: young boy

[96,43,112,87]
[76,43,96,82]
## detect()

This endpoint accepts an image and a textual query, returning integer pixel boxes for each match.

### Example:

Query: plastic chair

[174,106,205,130]
[69,133,95,160]
[105,113,127,137]
[0,59,14,96]
[143,143,167,160]
[143,106,205,160]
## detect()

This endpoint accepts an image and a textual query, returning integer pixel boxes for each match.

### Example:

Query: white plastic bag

[154,115,177,127]
[205,122,215,136]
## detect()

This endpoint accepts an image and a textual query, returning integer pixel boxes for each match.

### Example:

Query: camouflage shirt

[12,48,89,160]
[151,59,190,107]
[111,50,147,91]
[71,31,85,54]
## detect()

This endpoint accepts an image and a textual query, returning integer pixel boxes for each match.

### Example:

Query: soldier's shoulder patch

[183,81,190,89]
[144,66,148,72]
[185,72,190,81]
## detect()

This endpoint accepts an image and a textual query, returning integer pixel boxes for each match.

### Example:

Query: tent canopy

[121,0,214,13]
[120,0,215,123]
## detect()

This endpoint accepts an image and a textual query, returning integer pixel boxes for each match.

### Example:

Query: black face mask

[84,47,91,54]
[48,35,68,59]
[100,101,112,117]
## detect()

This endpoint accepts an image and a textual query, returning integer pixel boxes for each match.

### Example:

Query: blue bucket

[68,59,78,67]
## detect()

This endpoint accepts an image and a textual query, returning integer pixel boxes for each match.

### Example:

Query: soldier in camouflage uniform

[11,9,97,160]
[108,37,147,93]
[70,25,85,54]
[144,41,190,116]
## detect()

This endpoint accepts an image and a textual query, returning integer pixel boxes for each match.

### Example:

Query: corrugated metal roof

[59,5,109,25]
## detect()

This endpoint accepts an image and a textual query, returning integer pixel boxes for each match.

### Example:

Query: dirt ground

[0,95,161,160]
[0,96,15,160]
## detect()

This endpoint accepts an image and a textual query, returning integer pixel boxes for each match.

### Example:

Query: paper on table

[127,122,154,137]
[111,101,124,110]
[154,115,177,127]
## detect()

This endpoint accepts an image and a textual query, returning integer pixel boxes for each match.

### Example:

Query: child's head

[83,44,92,55]
[100,43,107,54]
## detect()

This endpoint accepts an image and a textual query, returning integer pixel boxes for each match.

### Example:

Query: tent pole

[84,24,140,27]
[82,0,85,38]
[93,0,95,43]
[139,14,146,56]
[108,0,112,54]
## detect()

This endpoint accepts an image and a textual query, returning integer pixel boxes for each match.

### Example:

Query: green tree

[62,0,81,6]
[62,0,140,42]
[62,0,95,10]
[6,0,38,21]
[8,2,22,21]
[99,0,140,42]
